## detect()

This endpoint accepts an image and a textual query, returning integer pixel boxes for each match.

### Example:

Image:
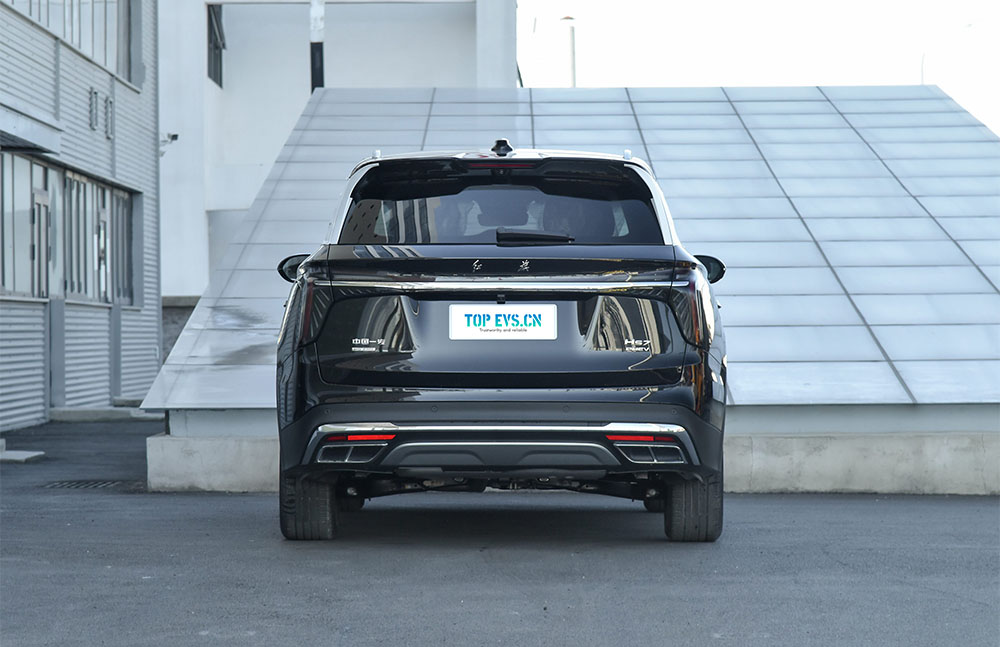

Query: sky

[516,0,1000,134]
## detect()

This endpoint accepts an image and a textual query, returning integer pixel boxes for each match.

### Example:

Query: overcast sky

[517,0,1000,134]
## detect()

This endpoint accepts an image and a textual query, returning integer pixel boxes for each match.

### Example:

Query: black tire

[643,498,665,513]
[664,472,723,542]
[337,496,365,512]
[279,474,339,540]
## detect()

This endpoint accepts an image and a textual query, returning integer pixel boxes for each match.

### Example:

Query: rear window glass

[337,159,664,245]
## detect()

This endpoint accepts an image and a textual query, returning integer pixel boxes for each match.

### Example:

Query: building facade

[0,0,160,429]
[158,0,517,302]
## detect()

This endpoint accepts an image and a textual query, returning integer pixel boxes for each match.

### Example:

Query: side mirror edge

[694,254,726,284]
[277,253,311,283]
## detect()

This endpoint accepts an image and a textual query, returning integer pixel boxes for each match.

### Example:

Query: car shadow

[313,494,680,547]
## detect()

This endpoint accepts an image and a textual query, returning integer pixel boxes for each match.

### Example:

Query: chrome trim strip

[394,441,612,448]
[317,422,687,435]
[314,280,685,292]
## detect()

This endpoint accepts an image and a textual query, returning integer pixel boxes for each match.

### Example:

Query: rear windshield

[337,159,664,245]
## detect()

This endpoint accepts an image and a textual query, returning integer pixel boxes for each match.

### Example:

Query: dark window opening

[207,4,225,87]
[338,160,663,245]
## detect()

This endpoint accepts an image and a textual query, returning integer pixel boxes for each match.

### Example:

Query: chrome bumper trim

[315,280,685,292]
[316,422,687,435]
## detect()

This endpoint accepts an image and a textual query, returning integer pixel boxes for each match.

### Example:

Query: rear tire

[643,498,665,513]
[279,474,339,540]
[664,472,723,542]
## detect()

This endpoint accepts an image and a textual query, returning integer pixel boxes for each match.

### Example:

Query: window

[109,189,132,303]
[6,0,132,79]
[0,153,50,298]
[207,4,225,87]
[63,170,132,304]
[338,160,664,245]
[0,154,134,304]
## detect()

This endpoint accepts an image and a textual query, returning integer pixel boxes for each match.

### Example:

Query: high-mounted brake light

[466,162,537,169]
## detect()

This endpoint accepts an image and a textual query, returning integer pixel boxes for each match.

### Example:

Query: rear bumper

[309,422,692,479]
[279,401,724,478]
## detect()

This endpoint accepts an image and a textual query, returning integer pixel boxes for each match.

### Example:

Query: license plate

[449,304,558,340]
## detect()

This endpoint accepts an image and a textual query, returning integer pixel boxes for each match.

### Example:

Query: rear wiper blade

[495,227,575,245]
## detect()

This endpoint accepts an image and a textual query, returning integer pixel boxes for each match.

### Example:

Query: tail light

[278,277,334,350]
[300,279,334,344]
[668,266,715,347]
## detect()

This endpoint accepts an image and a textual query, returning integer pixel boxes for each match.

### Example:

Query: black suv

[276,141,727,541]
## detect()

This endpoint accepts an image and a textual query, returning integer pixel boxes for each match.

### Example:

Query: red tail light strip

[466,163,537,169]
[606,434,679,443]
[324,434,396,442]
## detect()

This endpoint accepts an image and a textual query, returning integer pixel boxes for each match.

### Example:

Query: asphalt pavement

[2,421,998,646]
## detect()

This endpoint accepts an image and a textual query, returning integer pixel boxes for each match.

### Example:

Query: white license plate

[449,304,558,340]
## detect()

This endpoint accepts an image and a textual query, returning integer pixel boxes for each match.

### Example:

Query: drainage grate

[44,479,146,492]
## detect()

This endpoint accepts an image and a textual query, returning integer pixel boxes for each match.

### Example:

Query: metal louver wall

[64,303,111,407]
[0,300,47,430]
[120,308,160,398]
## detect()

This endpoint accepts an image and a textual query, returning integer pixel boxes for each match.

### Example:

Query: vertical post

[560,16,576,88]
[568,25,576,88]
[310,0,325,92]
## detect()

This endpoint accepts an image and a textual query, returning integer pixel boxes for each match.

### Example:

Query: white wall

[475,0,517,87]
[208,2,478,214]
[205,4,311,214]
[160,0,515,298]
[325,3,476,87]
[158,0,209,298]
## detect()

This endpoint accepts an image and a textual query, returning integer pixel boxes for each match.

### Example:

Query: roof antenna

[623,149,632,160]
[491,138,514,157]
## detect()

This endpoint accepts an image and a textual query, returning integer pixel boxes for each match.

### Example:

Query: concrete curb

[147,433,278,492]
[0,449,46,463]
[0,438,45,463]
[50,407,165,423]
[725,432,999,495]
[146,431,1000,494]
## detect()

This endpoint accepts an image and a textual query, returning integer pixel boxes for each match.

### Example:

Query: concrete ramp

[143,86,1000,493]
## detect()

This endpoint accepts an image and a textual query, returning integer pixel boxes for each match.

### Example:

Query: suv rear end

[276,144,727,541]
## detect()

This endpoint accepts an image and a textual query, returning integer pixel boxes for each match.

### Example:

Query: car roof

[349,146,654,177]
